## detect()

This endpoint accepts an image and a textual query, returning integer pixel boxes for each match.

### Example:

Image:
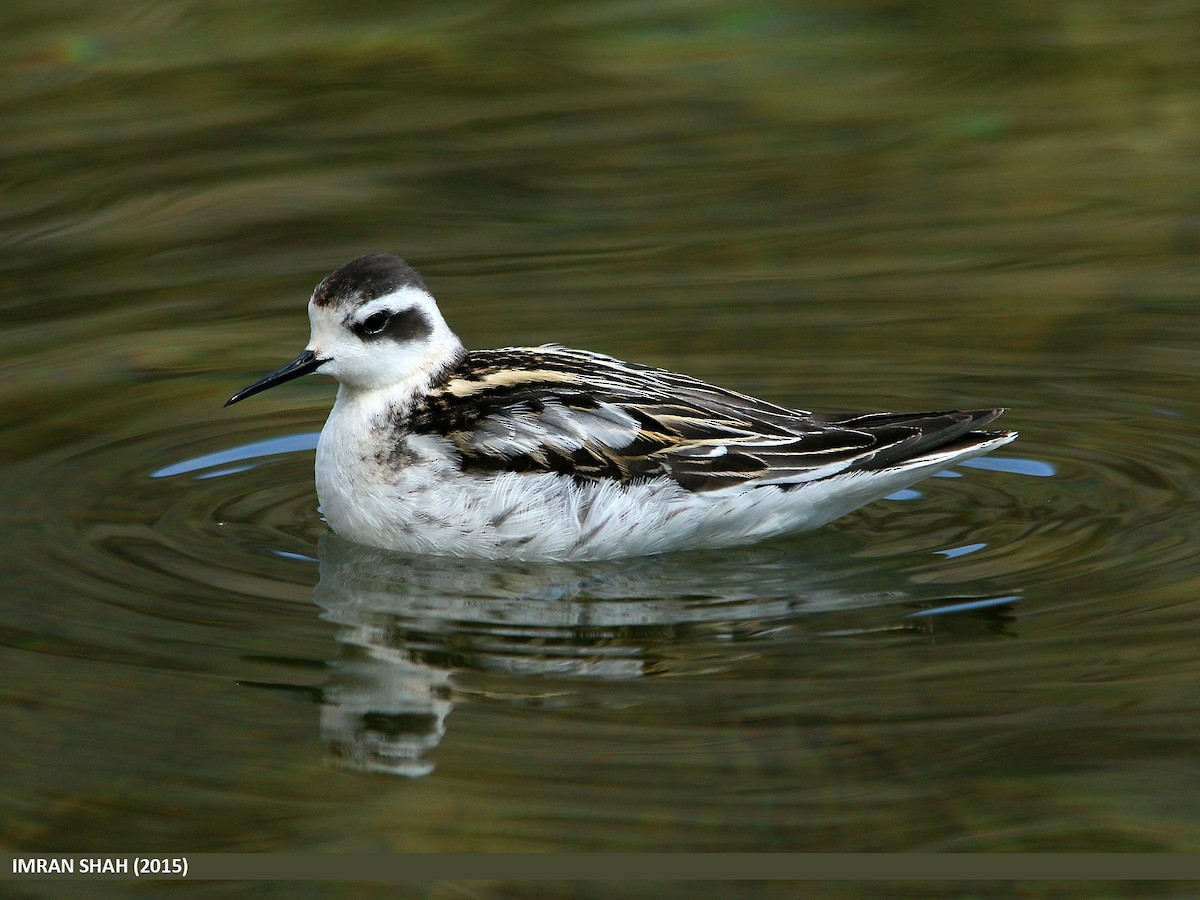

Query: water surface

[3,0,1200,872]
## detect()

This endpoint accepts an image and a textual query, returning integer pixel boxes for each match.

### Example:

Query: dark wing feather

[408,347,1009,492]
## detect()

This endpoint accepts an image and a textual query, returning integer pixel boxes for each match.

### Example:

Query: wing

[409,347,1010,492]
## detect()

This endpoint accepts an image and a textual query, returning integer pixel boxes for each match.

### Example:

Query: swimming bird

[226,253,1016,560]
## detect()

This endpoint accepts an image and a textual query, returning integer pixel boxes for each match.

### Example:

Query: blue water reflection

[151,433,320,479]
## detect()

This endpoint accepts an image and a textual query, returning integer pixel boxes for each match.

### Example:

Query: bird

[225,253,1016,561]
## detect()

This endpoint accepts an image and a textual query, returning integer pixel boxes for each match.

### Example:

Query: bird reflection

[309,530,940,777]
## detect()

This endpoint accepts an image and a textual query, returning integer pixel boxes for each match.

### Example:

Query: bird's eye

[362,312,390,335]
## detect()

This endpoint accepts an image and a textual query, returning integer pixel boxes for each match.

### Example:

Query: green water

[3,0,1199,872]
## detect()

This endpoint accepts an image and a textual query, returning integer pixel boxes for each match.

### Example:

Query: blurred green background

[2,0,1199,868]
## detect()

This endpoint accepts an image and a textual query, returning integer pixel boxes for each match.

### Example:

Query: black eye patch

[351,308,432,343]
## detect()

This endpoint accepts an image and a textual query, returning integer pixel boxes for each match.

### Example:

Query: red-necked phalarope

[226,253,1017,560]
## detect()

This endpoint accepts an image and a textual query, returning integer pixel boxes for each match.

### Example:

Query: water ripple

[6,369,1197,784]
[150,433,320,479]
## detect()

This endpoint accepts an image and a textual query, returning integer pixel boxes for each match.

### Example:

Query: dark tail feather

[816,408,1011,472]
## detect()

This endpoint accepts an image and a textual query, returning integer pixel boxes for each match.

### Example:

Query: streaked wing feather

[409,347,1008,492]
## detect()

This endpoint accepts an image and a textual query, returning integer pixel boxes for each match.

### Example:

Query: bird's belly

[313,448,842,561]
[311,417,994,561]
[316,461,690,560]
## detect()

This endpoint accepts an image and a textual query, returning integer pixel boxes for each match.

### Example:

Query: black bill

[225,349,325,407]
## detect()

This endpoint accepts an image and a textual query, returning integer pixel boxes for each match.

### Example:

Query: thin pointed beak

[225,349,326,407]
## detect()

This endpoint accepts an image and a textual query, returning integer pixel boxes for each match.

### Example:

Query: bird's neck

[332,342,467,426]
